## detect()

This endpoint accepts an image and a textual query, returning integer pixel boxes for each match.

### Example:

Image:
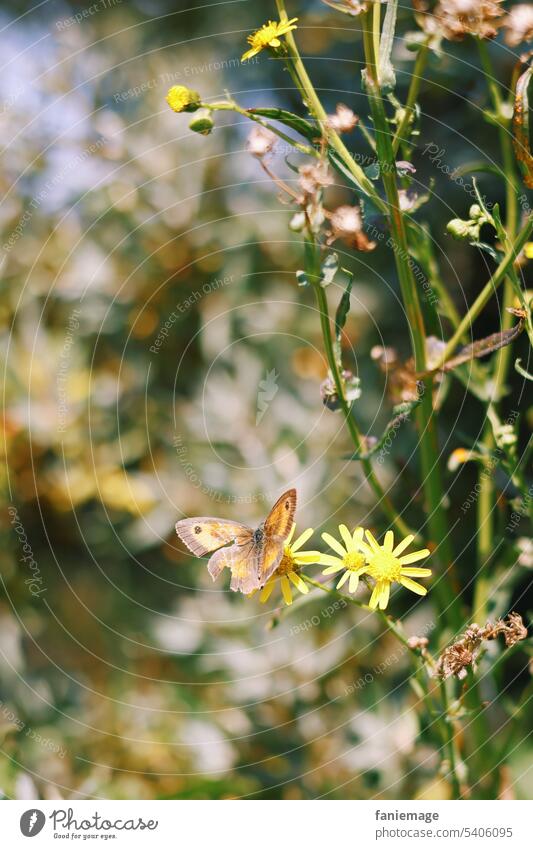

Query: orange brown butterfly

[175,489,297,594]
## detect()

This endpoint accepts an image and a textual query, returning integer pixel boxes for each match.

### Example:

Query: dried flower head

[298,161,333,199]
[438,643,474,679]
[327,205,376,251]
[504,4,533,47]
[327,103,359,133]
[434,0,505,41]
[246,125,277,158]
[485,612,528,647]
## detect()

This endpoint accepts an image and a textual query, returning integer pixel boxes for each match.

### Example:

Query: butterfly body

[175,489,296,594]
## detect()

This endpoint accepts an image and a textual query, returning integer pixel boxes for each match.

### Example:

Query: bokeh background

[1,0,532,799]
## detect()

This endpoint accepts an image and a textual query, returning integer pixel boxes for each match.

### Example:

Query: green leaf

[334,269,354,342]
[513,62,533,188]
[249,108,318,142]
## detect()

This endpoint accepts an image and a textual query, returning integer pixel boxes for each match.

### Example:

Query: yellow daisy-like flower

[165,85,201,113]
[360,530,432,610]
[259,525,319,606]
[320,525,367,593]
[524,242,533,259]
[241,16,298,62]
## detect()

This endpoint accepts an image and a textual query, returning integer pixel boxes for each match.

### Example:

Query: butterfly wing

[211,540,260,595]
[175,518,251,556]
[256,488,297,585]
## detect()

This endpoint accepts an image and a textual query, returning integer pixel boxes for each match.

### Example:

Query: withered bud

[327,103,359,133]
[434,0,505,41]
[246,125,277,158]
[407,636,429,650]
[327,205,376,252]
[437,643,474,679]
[298,161,333,198]
[504,4,533,47]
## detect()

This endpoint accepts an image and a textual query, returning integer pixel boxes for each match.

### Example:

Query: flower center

[277,547,296,575]
[251,24,278,48]
[367,551,402,582]
[343,551,365,572]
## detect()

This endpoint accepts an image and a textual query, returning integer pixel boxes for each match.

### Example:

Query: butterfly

[175,489,297,594]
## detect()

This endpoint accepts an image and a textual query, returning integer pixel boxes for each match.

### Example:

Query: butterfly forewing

[263,489,297,541]
[175,518,252,556]
[257,488,297,585]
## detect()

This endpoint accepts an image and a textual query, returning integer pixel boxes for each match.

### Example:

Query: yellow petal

[321,532,347,557]
[368,582,381,609]
[280,575,293,605]
[336,571,350,589]
[365,529,381,552]
[322,563,344,575]
[268,36,281,47]
[291,526,313,551]
[319,554,343,567]
[288,571,309,594]
[392,533,415,556]
[339,523,354,551]
[378,581,390,609]
[352,526,365,547]
[400,576,428,596]
[348,572,360,594]
[242,46,260,61]
[383,530,394,553]
[293,551,321,564]
[400,567,432,577]
[398,548,430,565]
[285,523,296,546]
[260,580,275,603]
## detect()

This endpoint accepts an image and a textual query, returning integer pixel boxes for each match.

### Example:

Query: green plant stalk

[307,245,412,538]
[439,679,462,799]
[276,0,388,213]
[303,575,458,775]
[392,42,430,156]
[473,39,519,621]
[361,10,461,630]
[432,215,533,371]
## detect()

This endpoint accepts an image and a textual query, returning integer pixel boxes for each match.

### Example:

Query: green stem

[432,215,533,371]
[439,679,462,798]
[392,42,429,155]
[275,0,387,212]
[311,258,412,538]
[362,9,461,629]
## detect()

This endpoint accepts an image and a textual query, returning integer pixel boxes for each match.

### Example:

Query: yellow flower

[320,525,367,593]
[360,530,432,610]
[524,242,533,259]
[165,85,201,113]
[241,16,298,62]
[259,525,319,605]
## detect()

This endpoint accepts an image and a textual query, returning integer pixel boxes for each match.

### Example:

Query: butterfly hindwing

[175,518,251,557]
